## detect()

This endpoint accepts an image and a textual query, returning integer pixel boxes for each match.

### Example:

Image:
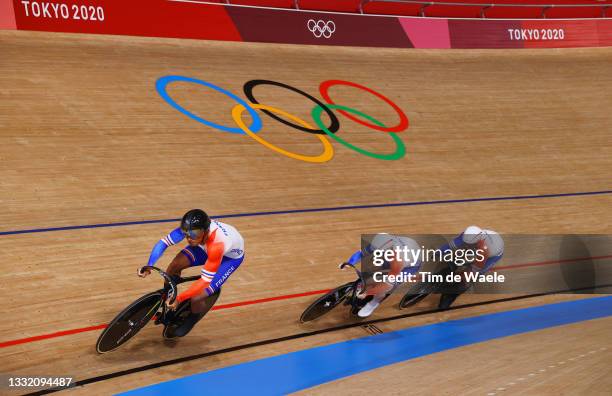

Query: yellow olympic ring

[231,103,334,163]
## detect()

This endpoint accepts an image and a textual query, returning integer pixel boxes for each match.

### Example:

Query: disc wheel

[96,291,163,353]
[300,282,355,323]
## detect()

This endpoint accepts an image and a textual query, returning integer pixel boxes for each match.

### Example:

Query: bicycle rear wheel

[162,290,221,339]
[96,291,163,353]
[300,282,354,323]
[399,283,431,309]
[399,267,454,309]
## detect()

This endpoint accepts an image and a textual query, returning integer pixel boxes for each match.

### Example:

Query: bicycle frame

[339,262,371,314]
[141,266,201,325]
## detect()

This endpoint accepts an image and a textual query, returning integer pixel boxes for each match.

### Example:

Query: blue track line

[2,189,611,236]
[118,296,612,396]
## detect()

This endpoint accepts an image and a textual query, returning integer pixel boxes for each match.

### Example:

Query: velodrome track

[1,30,611,394]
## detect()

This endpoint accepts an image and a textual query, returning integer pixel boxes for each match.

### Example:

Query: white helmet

[364,233,392,254]
[462,226,485,244]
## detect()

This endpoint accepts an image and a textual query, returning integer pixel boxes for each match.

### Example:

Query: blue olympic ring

[156,75,262,135]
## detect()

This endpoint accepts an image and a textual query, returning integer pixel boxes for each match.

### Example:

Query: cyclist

[437,225,504,309]
[343,233,422,318]
[138,209,245,337]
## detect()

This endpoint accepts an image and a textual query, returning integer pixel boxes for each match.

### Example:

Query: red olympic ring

[319,80,409,133]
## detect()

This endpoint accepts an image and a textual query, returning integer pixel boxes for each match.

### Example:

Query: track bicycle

[96,266,219,353]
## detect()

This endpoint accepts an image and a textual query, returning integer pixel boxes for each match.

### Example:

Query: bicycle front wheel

[96,291,163,353]
[300,282,354,323]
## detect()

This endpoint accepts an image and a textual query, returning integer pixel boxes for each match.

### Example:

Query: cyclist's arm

[346,250,363,266]
[146,227,185,267]
[471,240,489,272]
[176,241,224,303]
[438,233,465,253]
[472,240,506,274]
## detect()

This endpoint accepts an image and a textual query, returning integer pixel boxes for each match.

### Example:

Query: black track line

[24,283,612,396]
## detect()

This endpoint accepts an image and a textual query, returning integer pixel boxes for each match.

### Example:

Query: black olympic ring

[243,79,340,135]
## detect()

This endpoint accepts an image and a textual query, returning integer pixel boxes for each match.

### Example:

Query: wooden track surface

[0,30,611,395]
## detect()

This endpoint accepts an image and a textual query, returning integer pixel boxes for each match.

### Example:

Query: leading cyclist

[138,209,245,337]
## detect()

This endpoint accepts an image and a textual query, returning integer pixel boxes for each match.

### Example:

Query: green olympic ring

[312,104,406,161]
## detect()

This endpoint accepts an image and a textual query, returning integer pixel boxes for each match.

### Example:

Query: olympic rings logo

[307,19,336,39]
[156,75,409,163]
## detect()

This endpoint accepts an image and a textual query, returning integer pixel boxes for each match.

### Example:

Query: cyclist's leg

[439,254,504,309]
[171,305,207,338]
[181,245,208,268]
[158,248,203,327]
[162,247,208,337]
[170,256,244,338]
[357,291,385,318]
[359,261,421,317]
[165,245,207,282]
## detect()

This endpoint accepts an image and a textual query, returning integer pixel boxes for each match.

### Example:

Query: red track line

[0,324,107,348]
[495,255,612,271]
[2,255,611,349]
[212,289,331,310]
[0,290,332,349]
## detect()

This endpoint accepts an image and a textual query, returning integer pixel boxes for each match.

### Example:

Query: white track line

[485,346,609,395]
